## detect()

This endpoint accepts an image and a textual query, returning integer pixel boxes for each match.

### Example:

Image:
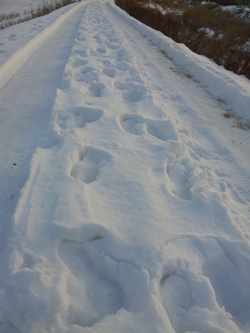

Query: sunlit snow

[0,1,250,333]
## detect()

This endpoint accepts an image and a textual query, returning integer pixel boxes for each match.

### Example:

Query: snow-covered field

[0,1,250,332]
[0,0,48,14]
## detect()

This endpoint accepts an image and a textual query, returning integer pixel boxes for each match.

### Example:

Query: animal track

[71,146,112,184]
[119,114,179,141]
[58,224,124,328]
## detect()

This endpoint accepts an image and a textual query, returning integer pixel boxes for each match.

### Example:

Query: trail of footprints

[53,3,249,330]
[58,224,250,330]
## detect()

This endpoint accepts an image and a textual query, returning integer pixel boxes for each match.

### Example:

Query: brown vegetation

[0,0,76,29]
[115,0,250,79]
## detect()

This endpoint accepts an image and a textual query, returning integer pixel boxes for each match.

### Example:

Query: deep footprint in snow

[73,49,88,58]
[68,57,88,68]
[88,82,106,97]
[115,81,146,103]
[166,159,193,200]
[73,107,104,128]
[106,41,120,50]
[57,107,103,130]
[71,146,112,184]
[102,67,116,78]
[203,238,250,328]
[72,66,99,83]
[58,225,124,328]
[160,236,243,332]
[166,155,206,201]
[119,114,179,141]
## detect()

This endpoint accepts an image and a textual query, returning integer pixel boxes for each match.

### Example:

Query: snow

[0,2,79,68]
[0,1,250,333]
[198,27,215,38]
[0,0,42,14]
[110,2,250,123]
[221,5,250,22]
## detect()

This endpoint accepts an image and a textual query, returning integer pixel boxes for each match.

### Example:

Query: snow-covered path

[0,1,250,332]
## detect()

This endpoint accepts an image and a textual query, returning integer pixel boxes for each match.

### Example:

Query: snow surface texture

[0,0,51,14]
[0,1,250,333]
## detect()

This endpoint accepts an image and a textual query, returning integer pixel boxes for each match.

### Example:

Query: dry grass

[115,0,250,79]
[0,0,76,29]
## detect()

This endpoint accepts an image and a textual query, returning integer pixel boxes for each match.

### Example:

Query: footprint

[102,67,116,78]
[102,60,113,67]
[166,155,202,200]
[119,114,145,135]
[72,66,99,83]
[58,225,124,328]
[160,237,242,332]
[106,41,119,50]
[90,47,107,56]
[116,49,130,62]
[88,82,106,97]
[146,119,178,142]
[73,49,88,58]
[71,146,112,184]
[115,81,146,103]
[96,47,107,54]
[0,50,7,54]
[68,57,88,68]
[119,114,179,141]
[77,33,85,41]
[8,34,17,40]
[73,107,104,128]
[123,85,145,103]
[203,238,250,328]
[115,62,130,72]
[108,37,119,43]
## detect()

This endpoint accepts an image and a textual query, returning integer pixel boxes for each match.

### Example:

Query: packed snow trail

[1,1,250,333]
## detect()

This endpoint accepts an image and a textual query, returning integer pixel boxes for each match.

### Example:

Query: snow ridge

[0,1,85,89]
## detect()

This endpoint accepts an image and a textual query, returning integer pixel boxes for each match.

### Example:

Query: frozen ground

[0,1,250,332]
